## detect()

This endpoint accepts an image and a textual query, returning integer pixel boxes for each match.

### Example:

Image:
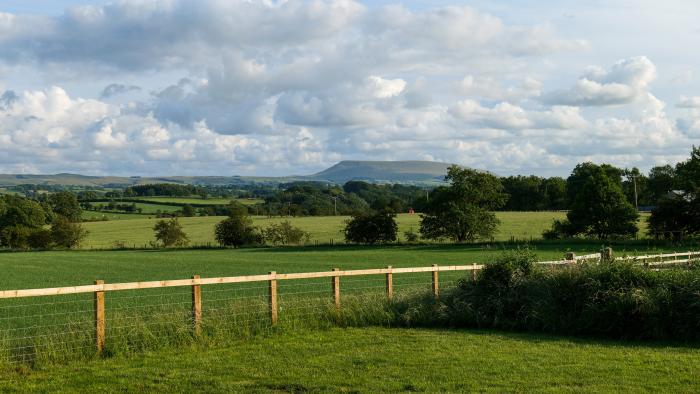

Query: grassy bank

[2,327,699,393]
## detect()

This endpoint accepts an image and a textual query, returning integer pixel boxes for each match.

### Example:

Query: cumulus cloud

[677,95,700,108]
[450,100,586,130]
[542,56,657,106]
[0,2,695,176]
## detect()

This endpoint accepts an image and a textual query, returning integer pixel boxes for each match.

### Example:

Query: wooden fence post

[94,280,105,354]
[332,268,340,309]
[191,275,202,336]
[269,271,278,325]
[385,266,393,300]
[431,264,439,298]
[471,264,478,283]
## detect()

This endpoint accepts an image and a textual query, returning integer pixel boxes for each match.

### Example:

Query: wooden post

[269,271,278,325]
[385,266,393,300]
[471,265,478,283]
[94,280,105,354]
[601,247,613,263]
[191,275,202,336]
[431,264,439,298]
[332,268,340,309]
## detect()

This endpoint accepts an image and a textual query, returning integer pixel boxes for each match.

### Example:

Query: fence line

[1,249,698,362]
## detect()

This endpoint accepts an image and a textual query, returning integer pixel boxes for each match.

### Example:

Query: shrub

[391,251,700,341]
[51,216,89,249]
[27,228,53,249]
[0,225,32,249]
[344,211,398,244]
[215,214,262,248]
[263,221,310,245]
[153,218,189,247]
[404,227,419,242]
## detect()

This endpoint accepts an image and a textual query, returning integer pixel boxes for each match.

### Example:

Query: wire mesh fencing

[0,265,479,367]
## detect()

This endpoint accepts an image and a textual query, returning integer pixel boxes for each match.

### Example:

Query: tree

[566,163,623,206]
[344,211,398,244]
[420,166,506,242]
[675,146,700,192]
[647,165,676,204]
[647,196,693,240]
[48,191,82,222]
[263,220,310,245]
[153,218,189,247]
[51,216,88,248]
[215,214,261,247]
[563,164,639,239]
[181,204,196,217]
[0,195,48,248]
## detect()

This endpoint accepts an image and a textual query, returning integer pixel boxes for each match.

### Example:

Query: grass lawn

[1,327,698,393]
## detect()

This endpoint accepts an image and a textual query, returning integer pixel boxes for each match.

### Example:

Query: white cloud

[677,95,700,108]
[543,56,657,106]
[0,2,696,177]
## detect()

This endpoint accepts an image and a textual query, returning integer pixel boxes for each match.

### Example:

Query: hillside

[307,160,451,184]
[0,160,450,187]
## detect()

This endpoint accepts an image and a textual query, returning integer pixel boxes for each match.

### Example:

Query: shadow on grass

[402,326,700,351]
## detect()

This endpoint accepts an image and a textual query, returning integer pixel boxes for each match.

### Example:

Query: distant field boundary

[0,249,698,357]
[84,198,233,207]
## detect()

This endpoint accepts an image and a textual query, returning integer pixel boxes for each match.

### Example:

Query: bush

[51,216,88,249]
[391,251,700,340]
[344,211,398,244]
[153,218,189,247]
[263,221,310,245]
[215,214,262,248]
[0,225,32,249]
[404,227,419,242]
[27,228,53,249]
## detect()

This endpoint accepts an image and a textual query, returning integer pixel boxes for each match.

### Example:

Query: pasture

[131,197,262,205]
[76,211,652,249]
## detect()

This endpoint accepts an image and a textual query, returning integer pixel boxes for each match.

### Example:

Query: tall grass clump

[392,250,700,340]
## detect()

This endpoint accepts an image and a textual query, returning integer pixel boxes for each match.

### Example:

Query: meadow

[77,211,653,249]
[131,197,263,205]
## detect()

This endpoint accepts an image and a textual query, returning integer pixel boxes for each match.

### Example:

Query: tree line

[0,192,87,249]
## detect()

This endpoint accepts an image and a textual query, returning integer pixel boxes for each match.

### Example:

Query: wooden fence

[1,248,698,355]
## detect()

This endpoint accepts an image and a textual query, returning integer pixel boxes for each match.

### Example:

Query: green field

[76,211,653,249]
[1,245,698,390]
[2,327,699,392]
[132,197,262,205]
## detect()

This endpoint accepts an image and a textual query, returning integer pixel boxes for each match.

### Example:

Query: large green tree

[344,211,398,244]
[215,213,261,248]
[48,191,82,222]
[420,166,506,242]
[565,164,639,239]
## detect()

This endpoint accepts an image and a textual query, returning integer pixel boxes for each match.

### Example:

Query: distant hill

[307,161,451,184]
[0,160,451,187]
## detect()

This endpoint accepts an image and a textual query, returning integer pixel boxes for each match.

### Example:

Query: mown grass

[2,326,699,393]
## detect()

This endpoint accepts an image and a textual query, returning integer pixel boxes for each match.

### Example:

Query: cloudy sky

[0,0,698,177]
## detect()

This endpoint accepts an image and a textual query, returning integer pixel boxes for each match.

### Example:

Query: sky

[0,0,698,177]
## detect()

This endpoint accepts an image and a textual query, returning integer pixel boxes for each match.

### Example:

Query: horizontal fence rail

[1,249,698,364]
[0,265,483,300]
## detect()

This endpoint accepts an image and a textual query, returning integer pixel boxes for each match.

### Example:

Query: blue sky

[0,0,698,176]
